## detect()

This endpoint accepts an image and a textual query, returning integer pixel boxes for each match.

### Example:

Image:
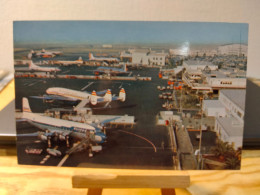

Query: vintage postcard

[14,21,248,170]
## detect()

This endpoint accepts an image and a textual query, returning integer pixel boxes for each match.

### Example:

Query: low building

[189,49,218,57]
[120,51,132,62]
[212,89,246,149]
[183,60,218,71]
[169,48,218,57]
[169,48,190,56]
[218,44,248,56]
[218,89,245,123]
[120,49,167,66]
[102,44,113,48]
[157,111,181,125]
[182,69,246,92]
[132,51,167,66]
[203,70,246,90]
[202,100,226,117]
[215,116,243,149]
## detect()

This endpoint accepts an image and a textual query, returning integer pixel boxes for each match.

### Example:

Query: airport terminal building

[182,66,246,92]
[120,49,167,66]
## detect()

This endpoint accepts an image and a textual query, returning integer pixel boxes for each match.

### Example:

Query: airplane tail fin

[119,88,126,102]
[90,90,98,105]
[104,89,112,102]
[77,56,83,61]
[89,53,94,60]
[27,52,32,60]
[22,97,32,113]
[28,60,39,69]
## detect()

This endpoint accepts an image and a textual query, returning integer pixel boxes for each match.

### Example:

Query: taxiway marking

[57,154,70,167]
[81,82,94,91]
[118,130,157,153]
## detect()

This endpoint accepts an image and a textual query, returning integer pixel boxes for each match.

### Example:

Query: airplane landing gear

[47,136,52,148]
[66,135,70,147]
[88,144,93,158]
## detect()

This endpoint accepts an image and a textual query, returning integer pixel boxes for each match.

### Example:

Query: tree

[225,156,240,170]
[211,140,241,169]
[211,140,235,161]
[235,147,242,161]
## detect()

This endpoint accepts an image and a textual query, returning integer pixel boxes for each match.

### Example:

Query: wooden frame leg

[86,188,175,195]
[161,188,176,195]
[87,188,103,195]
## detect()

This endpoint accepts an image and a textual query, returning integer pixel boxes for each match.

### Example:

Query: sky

[13,21,248,45]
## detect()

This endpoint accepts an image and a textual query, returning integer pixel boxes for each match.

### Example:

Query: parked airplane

[89,53,119,63]
[30,49,62,58]
[15,60,61,73]
[50,50,63,56]
[31,87,126,107]
[18,98,119,155]
[52,57,83,65]
[28,60,61,72]
[94,64,130,76]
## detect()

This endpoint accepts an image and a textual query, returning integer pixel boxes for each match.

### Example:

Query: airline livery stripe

[47,91,85,100]
[31,120,94,132]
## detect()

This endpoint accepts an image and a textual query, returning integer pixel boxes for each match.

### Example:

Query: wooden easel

[72,173,190,195]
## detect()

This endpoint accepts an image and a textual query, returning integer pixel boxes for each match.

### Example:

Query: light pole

[197,95,204,169]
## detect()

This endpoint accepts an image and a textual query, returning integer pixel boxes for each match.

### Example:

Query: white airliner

[18,98,118,155]
[42,87,126,106]
[94,64,130,76]
[30,49,62,58]
[52,57,84,65]
[28,60,61,72]
[15,60,61,73]
[89,53,119,63]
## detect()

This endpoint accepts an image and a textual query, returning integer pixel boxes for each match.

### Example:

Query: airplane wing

[30,95,78,102]
[100,116,121,126]
[20,119,72,138]
[96,90,107,96]
[17,131,53,137]
[96,97,105,103]
[73,98,90,111]
[95,98,113,108]
[16,118,27,122]
[111,96,121,101]
[96,95,117,103]
[91,116,121,130]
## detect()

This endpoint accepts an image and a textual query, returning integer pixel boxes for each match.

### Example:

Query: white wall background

[0,0,259,78]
